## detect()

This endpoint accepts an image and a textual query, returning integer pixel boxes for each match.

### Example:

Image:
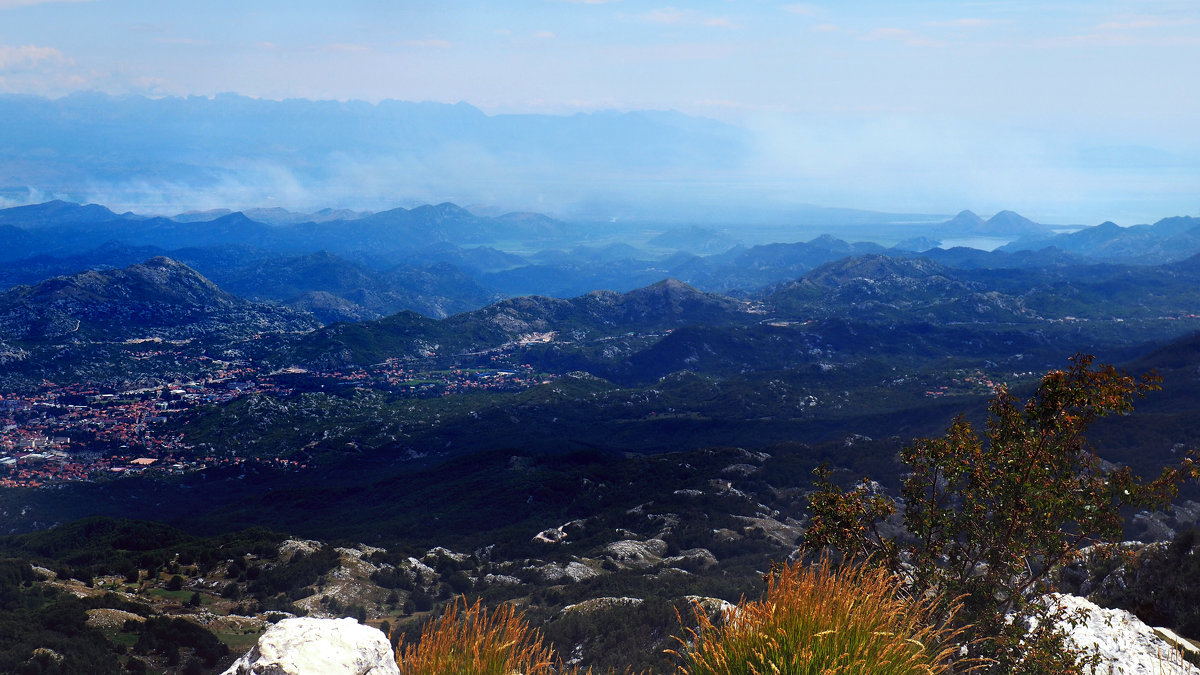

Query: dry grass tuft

[396,596,564,675]
[669,558,964,674]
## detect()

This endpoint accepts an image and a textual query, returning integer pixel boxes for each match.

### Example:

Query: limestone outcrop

[1052,594,1200,675]
[221,617,399,675]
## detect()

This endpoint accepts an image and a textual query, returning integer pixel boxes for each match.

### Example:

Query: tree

[805,354,1198,673]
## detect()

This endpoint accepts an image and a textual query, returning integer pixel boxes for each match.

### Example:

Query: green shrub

[806,354,1199,673]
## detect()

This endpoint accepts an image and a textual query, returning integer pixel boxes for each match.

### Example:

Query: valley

[1,200,1200,673]
[4,5,1199,670]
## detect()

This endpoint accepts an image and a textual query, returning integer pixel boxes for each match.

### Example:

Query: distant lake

[938,236,1012,251]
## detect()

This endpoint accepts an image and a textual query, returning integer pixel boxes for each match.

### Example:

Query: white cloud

[861,27,945,47]
[643,7,685,24]
[1037,31,1200,48]
[0,44,70,69]
[703,17,736,29]
[783,4,822,17]
[323,43,372,53]
[0,0,91,8]
[0,43,101,96]
[640,7,739,29]
[1096,17,1196,30]
[153,37,211,47]
[926,18,1011,28]
[399,39,453,48]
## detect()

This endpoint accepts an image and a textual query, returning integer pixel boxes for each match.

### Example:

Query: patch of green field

[147,588,197,603]
[214,628,265,651]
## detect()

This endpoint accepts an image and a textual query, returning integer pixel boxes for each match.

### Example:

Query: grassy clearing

[213,628,266,651]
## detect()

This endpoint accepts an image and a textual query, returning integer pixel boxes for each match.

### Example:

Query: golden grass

[669,559,964,675]
[395,596,566,675]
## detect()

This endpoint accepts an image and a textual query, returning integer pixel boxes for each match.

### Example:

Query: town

[0,350,553,488]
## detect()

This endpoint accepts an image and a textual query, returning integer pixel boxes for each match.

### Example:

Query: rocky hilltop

[0,256,318,343]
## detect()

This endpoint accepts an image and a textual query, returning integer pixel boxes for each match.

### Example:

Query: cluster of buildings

[372,362,547,394]
[923,369,1033,398]
[0,356,553,488]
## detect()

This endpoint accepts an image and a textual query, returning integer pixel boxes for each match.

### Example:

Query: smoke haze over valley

[0,92,1196,228]
[1,1,1198,226]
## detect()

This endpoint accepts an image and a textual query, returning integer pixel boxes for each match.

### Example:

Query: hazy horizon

[2,1,1198,226]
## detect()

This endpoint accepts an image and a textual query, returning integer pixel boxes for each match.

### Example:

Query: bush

[670,558,959,674]
[134,616,229,668]
[805,354,1199,673]
[395,597,572,675]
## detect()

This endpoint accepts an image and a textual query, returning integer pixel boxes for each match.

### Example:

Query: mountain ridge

[0,256,318,343]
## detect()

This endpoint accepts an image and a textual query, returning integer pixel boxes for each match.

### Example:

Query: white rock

[1051,594,1200,675]
[423,546,469,564]
[560,596,643,614]
[537,561,600,583]
[277,539,323,562]
[721,463,758,477]
[533,527,568,544]
[664,548,719,569]
[31,565,56,579]
[221,617,400,675]
[684,595,737,620]
[483,573,522,586]
[405,557,437,581]
[603,539,667,567]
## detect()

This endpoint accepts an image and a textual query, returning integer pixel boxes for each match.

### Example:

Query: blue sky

[2,0,1199,223]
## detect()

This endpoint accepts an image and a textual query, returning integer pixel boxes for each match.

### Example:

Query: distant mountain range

[293,277,752,369]
[205,251,497,322]
[932,209,1051,238]
[0,200,569,260]
[1000,216,1200,264]
[1,200,1200,331]
[281,248,1200,382]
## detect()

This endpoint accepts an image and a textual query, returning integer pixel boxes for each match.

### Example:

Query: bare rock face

[1051,594,1200,675]
[536,560,600,583]
[221,617,399,675]
[602,539,667,567]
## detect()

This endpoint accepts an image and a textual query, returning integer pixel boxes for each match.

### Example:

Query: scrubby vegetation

[805,354,1200,673]
[670,558,961,675]
[395,597,569,675]
[0,357,1198,673]
[0,562,133,674]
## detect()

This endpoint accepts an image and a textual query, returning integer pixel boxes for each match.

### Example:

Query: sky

[1,0,1199,224]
